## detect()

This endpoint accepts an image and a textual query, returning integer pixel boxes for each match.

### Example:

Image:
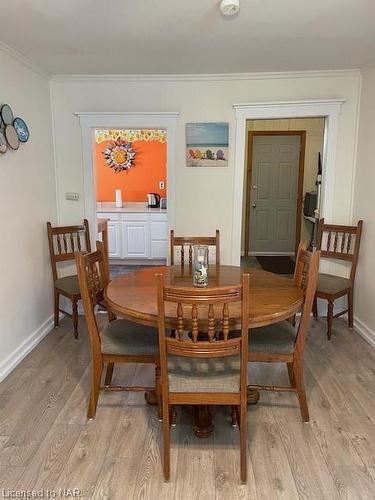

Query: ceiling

[1,0,375,75]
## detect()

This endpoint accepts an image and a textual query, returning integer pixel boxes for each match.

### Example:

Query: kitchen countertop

[97,202,167,213]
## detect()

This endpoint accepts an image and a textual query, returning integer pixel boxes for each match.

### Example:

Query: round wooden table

[105,265,303,436]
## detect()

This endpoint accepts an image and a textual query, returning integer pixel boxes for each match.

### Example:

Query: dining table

[105,264,303,437]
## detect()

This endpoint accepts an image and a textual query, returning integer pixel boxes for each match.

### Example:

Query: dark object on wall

[5,124,20,150]
[160,197,167,210]
[0,131,7,154]
[1,104,14,125]
[13,117,30,142]
[303,192,317,217]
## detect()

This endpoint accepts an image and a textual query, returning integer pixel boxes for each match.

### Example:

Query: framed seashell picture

[186,122,229,167]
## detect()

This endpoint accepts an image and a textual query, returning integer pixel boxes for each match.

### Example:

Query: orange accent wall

[96,139,166,202]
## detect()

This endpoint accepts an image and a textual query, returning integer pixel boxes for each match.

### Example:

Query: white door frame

[75,111,179,252]
[231,99,345,265]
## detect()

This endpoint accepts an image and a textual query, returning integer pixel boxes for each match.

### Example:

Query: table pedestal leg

[193,405,214,438]
[247,387,260,405]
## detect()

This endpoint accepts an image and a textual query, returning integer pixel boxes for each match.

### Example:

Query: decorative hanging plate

[1,104,14,125]
[0,131,7,154]
[103,137,136,172]
[5,124,20,150]
[13,117,30,143]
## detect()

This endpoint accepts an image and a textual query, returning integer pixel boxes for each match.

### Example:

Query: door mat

[256,256,295,275]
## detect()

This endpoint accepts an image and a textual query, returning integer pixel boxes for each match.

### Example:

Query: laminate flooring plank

[0,328,78,448]
[339,415,375,468]
[14,423,82,491]
[92,407,155,500]
[337,373,375,424]
[333,466,375,500]
[0,465,25,489]
[311,370,367,418]
[54,408,122,498]
[173,413,216,500]
[131,410,178,500]
[0,334,90,467]
[277,420,341,500]
[249,422,299,500]
[213,407,257,500]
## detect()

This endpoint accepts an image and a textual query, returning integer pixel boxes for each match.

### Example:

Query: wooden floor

[1,316,375,499]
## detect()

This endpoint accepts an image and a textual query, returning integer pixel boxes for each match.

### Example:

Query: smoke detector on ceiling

[219,0,240,17]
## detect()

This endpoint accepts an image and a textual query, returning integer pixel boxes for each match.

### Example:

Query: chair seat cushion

[168,355,240,393]
[102,319,159,356]
[317,273,351,295]
[55,275,80,296]
[249,321,296,354]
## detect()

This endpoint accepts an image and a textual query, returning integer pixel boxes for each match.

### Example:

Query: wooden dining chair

[246,242,320,422]
[47,219,91,339]
[312,219,363,340]
[75,243,160,419]
[156,272,250,483]
[170,229,220,265]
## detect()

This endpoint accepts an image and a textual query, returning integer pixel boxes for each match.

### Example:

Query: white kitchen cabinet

[98,209,167,261]
[107,221,122,258]
[150,214,168,259]
[122,221,150,258]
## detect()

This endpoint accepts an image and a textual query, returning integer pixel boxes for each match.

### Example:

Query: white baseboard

[0,315,55,383]
[354,316,375,349]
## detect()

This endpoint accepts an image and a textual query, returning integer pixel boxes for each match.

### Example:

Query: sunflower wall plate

[103,137,136,173]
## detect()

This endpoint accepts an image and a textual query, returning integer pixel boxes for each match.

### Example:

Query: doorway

[241,117,325,272]
[75,111,179,264]
[245,131,305,256]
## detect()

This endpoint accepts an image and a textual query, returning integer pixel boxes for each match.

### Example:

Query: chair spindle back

[316,219,363,282]
[170,230,220,266]
[47,219,91,281]
[156,273,249,360]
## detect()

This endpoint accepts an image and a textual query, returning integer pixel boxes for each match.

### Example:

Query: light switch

[65,192,79,201]
[159,181,165,189]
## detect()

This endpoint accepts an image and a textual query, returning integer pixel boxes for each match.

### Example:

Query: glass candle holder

[193,245,209,287]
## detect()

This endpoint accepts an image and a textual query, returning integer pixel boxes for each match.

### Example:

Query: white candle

[197,255,204,263]
[115,189,123,208]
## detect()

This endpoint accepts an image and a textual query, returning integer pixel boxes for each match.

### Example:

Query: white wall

[0,47,57,381]
[353,65,375,347]
[50,71,360,264]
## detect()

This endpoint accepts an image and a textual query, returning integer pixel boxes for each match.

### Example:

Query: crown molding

[74,111,179,117]
[51,68,360,84]
[233,98,346,110]
[0,41,49,79]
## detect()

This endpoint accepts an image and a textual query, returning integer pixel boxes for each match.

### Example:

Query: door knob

[252,203,256,208]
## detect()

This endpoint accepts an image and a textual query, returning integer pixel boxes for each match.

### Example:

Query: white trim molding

[354,317,375,349]
[51,69,360,83]
[0,40,49,79]
[75,111,179,251]
[0,315,55,383]
[231,99,345,265]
